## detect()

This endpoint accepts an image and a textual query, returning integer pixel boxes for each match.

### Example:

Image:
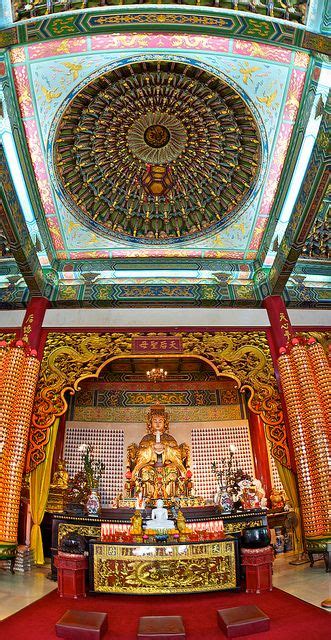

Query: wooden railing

[13,1,309,25]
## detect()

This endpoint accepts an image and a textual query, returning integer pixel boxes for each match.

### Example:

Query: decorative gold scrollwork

[27,330,288,471]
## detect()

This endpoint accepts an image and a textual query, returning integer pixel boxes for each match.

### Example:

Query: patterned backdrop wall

[63,426,124,506]
[267,440,283,492]
[192,425,255,499]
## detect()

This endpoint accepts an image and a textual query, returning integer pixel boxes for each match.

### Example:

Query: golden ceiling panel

[54,60,262,244]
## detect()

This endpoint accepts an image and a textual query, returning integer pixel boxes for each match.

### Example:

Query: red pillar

[19,297,50,356]
[263,295,293,351]
[248,410,272,504]
[263,295,296,472]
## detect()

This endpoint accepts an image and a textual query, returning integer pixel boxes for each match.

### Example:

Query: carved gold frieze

[224,519,263,534]
[28,330,288,471]
[92,540,237,594]
[58,523,100,545]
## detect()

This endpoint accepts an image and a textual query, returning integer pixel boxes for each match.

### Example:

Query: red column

[248,410,272,502]
[263,295,293,351]
[19,297,50,356]
[263,295,296,472]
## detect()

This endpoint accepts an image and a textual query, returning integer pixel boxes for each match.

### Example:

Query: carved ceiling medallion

[54,60,264,244]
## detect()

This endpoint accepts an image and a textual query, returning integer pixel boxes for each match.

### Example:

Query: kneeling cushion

[217,605,270,638]
[137,615,186,639]
[55,610,108,640]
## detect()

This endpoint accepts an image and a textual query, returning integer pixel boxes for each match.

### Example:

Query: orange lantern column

[0,298,49,559]
[278,338,329,536]
[264,296,330,536]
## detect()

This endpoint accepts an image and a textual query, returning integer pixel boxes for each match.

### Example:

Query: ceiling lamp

[146,368,168,383]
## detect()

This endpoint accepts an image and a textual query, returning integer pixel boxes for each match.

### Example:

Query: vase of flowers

[212,444,237,512]
[78,444,105,516]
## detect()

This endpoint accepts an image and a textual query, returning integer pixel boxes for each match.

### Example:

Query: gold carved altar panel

[92,539,237,594]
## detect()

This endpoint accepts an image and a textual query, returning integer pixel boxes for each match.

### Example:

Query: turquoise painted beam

[0,145,46,297]
[268,102,330,295]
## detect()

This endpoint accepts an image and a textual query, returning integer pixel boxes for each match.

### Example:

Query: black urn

[241,526,271,549]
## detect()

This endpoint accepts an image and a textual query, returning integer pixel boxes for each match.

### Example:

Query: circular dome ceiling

[54,60,263,244]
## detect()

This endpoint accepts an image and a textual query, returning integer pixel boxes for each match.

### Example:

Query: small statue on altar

[270,487,285,511]
[135,490,145,511]
[51,459,69,489]
[47,459,70,513]
[164,464,179,498]
[241,485,261,510]
[145,499,175,530]
[176,510,191,536]
[141,466,155,499]
[252,478,267,508]
[130,511,143,536]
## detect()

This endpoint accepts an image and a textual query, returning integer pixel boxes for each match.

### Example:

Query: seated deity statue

[130,510,143,536]
[145,499,175,530]
[50,459,69,490]
[176,510,191,535]
[126,406,191,502]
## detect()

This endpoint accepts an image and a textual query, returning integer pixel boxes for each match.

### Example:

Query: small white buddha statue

[145,499,175,530]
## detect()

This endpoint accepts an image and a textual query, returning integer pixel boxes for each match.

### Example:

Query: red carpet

[0,587,329,639]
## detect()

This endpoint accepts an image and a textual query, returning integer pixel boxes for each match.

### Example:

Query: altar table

[49,508,266,581]
[89,538,240,595]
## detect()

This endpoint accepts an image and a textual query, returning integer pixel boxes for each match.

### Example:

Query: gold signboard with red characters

[132,336,183,354]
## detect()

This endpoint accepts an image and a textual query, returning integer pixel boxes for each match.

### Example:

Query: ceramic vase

[86,488,101,516]
[274,526,285,553]
[217,487,233,513]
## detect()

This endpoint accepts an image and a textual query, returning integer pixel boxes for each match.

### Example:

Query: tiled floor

[0,552,330,621]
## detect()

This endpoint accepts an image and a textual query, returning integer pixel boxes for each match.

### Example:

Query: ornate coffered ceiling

[0,4,329,308]
[54,60,263,244]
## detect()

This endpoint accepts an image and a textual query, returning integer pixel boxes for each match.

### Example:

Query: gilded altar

[90,538,239,595]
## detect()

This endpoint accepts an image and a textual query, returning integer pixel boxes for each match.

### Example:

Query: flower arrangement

[211,444,237,492]
[78,443,105,489]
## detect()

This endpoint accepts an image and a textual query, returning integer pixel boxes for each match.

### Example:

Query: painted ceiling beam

[1,51,55,264]
[257,57,319,266]
[0,145,46,296]
[268,101,330,295]
[0,8,329,54]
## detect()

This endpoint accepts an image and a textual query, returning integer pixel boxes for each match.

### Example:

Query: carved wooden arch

[26,330,290,472]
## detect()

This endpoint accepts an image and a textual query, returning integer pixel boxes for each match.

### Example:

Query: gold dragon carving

[27,330,289,471]
[93,540,237,594]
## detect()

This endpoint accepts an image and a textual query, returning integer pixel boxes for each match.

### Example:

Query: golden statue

[50,459,69,489]
[126,405,191,502]
[176,510,191,537]
[130,511,143,536]
[47,459,70,513]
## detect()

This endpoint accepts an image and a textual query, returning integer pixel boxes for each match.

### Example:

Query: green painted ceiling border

[257,55,319,266]
[269,100,330,295]
[53,257,255,278]
[1,51,55,265]
[0,144,45,296]
[0,8,329,54]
